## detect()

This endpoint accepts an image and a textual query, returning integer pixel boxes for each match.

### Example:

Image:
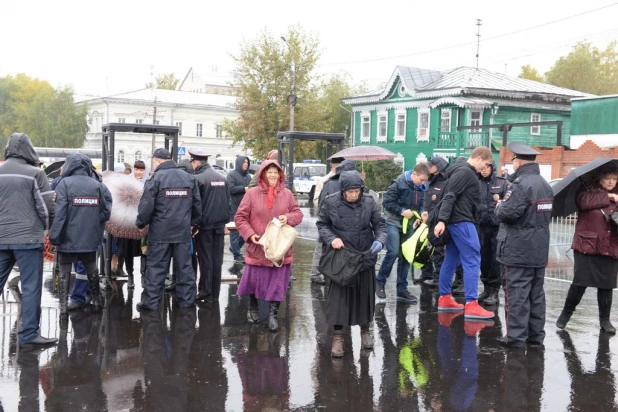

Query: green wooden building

[341,66,591,167]
[569,94,618,149]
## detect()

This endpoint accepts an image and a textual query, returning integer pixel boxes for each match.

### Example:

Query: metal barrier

[549,215,577,246]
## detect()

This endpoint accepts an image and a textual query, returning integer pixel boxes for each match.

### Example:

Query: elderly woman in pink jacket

[235,160,303,332]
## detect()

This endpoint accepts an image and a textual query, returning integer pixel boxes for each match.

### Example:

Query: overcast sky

[2,0,617,96]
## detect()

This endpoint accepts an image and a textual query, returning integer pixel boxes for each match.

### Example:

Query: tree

[518,64,544,82]
[544,41,618,95]
[145,73,179,90]
[223,26,322,160]
[0,74,88,153]
[361,160,402,192]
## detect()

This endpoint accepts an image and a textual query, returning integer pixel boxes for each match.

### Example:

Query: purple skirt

[236,264,291,302]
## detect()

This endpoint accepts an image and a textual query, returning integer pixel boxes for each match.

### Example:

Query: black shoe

[423,279,438,287]
[67,300,84,311]
[165,282,176,292]
[452,282,465,296]
[127,274,135,289]
[601,319,616,334]
[556,311,572,330]
[376,284,386,300]
[234,256,245,264]
[526,339,545,349]
[20,335,58,348]
[136,302,153,312]
[310,274,326,285]
[396,290,418,304]
[478,288,491,303]
[496,336,526,349]
[413,277,428,285]
[268,301,280,332]
[482,288,500,306]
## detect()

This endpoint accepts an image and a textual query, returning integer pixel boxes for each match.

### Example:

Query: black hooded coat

[227,156,251,216]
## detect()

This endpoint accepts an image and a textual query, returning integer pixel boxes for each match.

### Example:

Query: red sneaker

[464,320,495,336]
[438,311,463,327]
[438,294,464,311]
[464,300,495,319]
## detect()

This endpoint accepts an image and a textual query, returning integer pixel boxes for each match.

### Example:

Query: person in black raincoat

[227,156,251,263]
[477,160,507,305]
[49,153,112,316]
[316,170,387,358]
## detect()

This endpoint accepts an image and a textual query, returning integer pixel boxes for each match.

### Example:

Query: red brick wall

[499,140,618,179]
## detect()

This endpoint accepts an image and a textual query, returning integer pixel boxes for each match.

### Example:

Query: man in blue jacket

[376,163,430,303]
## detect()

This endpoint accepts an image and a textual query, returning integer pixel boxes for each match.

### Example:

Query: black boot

[140,256,147,286]
[478,285,491,303]
[483,287,500,306]
[556,311,572,330]
[58,272,70,316]
[268,301,280,332]
[557,284,586,329]
[247,294,259,323]
[127,273,135,289]
[598,288,616,334]
[87,269,103,314]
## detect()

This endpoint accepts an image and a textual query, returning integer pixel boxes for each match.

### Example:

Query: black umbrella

[45,160,65,180]
[552,158,618,217]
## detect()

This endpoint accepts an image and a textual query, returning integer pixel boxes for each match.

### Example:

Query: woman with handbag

[316,170,387,357]
[556,163,618,333]
[235,160,303,332]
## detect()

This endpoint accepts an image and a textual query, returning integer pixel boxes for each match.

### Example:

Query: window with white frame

[361,114,370,142]
[215,124,223,138]
[176,122,183,136]
[117,150,125,163]
[530,113,541,135]
[135,150,143,161]
[470,110,482,132]
[118,117,126,123]
[377,112,387,142]
[440,109,451,132]
[395,110,406,142]
[196,123,203,137]
[135,119,143,124]
[417,109,430,141]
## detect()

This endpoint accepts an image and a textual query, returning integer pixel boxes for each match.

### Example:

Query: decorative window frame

[377,110,387,143]
[530,113,541,135]
[196,122,203,137]
[470,109,483,132]
[440,108,452,132]
[176,121,183,136]
[135,150,143,161]
[394,108,406,142]
[417,108,430,142]
[416,152,428,165]
[360,112,370,143]
[117,150,125,164]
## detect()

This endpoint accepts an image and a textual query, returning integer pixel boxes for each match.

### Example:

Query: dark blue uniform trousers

[0,248,44,344]
[141,241,195,309]
[503,266,546,347]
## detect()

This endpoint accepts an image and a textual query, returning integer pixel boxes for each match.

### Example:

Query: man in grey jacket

[0,133,57,348]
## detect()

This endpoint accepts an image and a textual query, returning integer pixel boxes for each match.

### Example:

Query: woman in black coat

[317,170,387,358]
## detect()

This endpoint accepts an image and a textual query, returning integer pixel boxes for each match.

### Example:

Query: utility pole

[476,19,482,69]
[281,36,296,132]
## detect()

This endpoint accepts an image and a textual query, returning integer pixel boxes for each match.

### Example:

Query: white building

[77,88,244,166]
[177,67,238,96]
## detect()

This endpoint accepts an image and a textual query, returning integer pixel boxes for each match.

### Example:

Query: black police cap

[509,142,541,161]
[152,148,172,160]
[188,150,210,161]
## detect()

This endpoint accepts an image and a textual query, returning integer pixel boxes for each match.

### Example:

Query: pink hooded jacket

[234,160,303,266]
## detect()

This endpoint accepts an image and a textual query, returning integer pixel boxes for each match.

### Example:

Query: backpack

[427,199,450,247]
[401,213,434,269]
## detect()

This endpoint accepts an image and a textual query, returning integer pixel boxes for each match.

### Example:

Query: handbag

[318,246,364,287]
[257,218,298,267]
[610,211,618,228]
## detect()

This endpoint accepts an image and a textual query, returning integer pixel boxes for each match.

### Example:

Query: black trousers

[563,284,613,320]
[421,245,445,281]
[141,241,194,309]
[503,266,546,346]
[195,228,225,300]
[479,225,501,288]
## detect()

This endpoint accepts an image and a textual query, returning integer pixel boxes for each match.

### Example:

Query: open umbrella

[45,160,65,180]
[552,158,618,217]
[102,171,148,239]
[328,146,397,161]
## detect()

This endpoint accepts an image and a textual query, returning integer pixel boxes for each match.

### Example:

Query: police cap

[188,150,210,161]
[509,142,541,161]
[152,148,172,160]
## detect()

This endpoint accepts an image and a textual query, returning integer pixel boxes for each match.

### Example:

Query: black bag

[427,200,451,247]
[610,211,618,228]
[318,246,364,287]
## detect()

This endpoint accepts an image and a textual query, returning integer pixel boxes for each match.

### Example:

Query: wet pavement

[1,198,618,411]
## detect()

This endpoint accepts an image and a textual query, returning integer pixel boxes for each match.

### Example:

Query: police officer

[190,150,231,303]
[495,142,553,349]
[136,148,201,311]
[477,160,508,305]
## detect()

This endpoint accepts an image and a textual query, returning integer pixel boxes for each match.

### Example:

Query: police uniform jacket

[478,163,508,227]
[194,163,231,230]
[424,159,449,216]
[495,162,554,268]
[136,160,201,243]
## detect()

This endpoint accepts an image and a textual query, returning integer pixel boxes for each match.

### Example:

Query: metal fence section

[549,215,577,246]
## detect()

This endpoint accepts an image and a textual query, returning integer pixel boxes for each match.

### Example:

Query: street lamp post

[281,36,296,132]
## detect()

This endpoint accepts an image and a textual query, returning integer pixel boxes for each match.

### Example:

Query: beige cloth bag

[257,218,298,267]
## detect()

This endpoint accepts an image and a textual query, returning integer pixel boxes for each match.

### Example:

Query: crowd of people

[0,132,617,363]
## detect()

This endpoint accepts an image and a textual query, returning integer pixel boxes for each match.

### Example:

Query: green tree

[0,74,88,153]
[361,160,403,192]
[145,73,180,90]
[518,64,544,82]
[544,41,618,95]
[222,25,321,160]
